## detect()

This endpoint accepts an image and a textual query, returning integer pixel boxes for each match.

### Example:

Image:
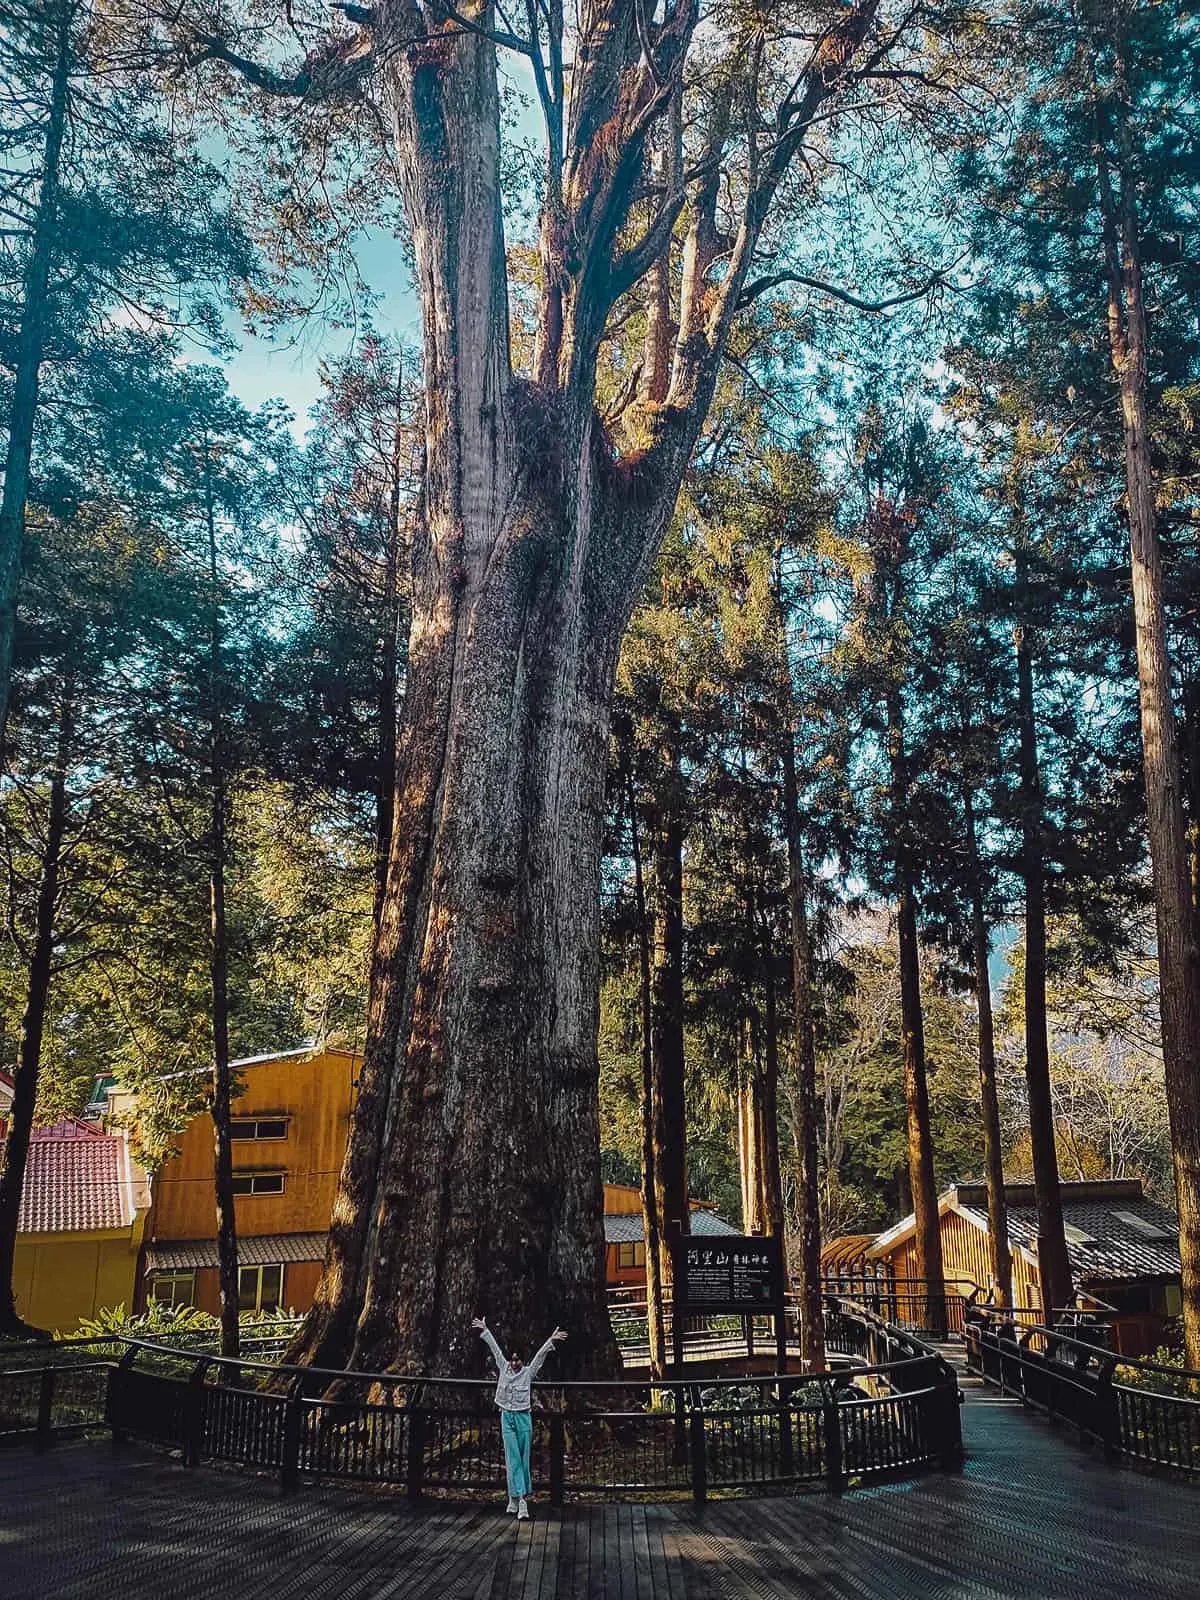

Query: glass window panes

[230,1118,289,1141]
[149,1273,195,1308]
[231,1171,284,1195]
[238,1264,284,1313]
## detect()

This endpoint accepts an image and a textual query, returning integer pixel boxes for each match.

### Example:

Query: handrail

[107,1329,948,1391]
[963,1301,1200,1477]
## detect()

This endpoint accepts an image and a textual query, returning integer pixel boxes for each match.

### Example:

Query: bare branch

[736,258,968,314]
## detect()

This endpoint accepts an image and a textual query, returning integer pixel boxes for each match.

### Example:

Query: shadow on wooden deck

[0,1381,1195,1599]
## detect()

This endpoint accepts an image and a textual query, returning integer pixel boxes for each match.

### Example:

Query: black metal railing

[0,1359,112,1446]
[86,1300,960,1502]
[964,1304,1200,1475]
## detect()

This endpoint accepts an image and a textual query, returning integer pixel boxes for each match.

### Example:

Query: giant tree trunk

[0,694,73,1337]
[280,0,887,1380]
[1096,61,1200,1367]
[1013,578,1073,1323]
[965,798,1012,1308]
[0,1,70,754]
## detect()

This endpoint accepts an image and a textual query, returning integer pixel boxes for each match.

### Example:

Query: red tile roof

[16,1121,144,1234]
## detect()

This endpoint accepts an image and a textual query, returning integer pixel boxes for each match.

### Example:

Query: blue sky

[222,225,420,427]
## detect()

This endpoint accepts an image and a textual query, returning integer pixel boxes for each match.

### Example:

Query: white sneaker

[506,1498,518,1514]
[517,1499,530,1521]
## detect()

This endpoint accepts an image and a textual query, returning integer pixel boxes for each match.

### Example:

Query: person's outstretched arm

[472,1315,505,1372]
[527,1326,567,1380]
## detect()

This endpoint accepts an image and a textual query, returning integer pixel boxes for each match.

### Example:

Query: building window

[230,1171,285,1196]
[617,1242,646,1270]
[238,1263,284,1313]
[149,1273,196,1308]
[230,1117,290,1141]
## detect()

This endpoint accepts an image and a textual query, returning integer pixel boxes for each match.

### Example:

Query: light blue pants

[500,1409,532,1498]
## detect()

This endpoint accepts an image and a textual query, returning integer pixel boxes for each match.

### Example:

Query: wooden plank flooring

[1,1376,1198,1598]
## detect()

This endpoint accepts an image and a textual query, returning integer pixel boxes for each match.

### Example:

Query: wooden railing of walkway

[0,1300,962,1503]
[964,1303,1200,1476]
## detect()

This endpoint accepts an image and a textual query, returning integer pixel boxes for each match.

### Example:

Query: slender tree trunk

[773,574,826,1368]
[1096,58,1200,1367]
[965,798,1012,1308]
[205,457,239,1362]
[0,0,71,752]
[759,937,785,1239]
[779,729,826,1369]
[649,725,688,1253]
[1013,561,1073,1323]
[628,771,667,1377]
[887,684,946,1335]
[1182,680,1200,917]
[373,377,406,929]
[0,693,73,1337]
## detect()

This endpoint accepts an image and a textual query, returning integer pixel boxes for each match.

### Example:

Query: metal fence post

[36,1365,54,1452]
[107,1345,136,1449]
[280,1377,304,1494]
[406,1407,426,1501]
[778,1380,794,1478]
[1095,1358,1121,1460]
[549,1411,565,1507]
[823,1393,845,1494]
[183,1358,209,1469]
[938,1377,963,1471]
[689,1401,707,1508]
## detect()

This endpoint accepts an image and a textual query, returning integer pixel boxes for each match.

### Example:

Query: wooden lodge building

[841,1179,1183,1356]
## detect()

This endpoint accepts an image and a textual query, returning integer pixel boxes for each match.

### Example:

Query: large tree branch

[180,25,378,101]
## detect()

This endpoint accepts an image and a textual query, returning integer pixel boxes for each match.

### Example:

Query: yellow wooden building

[11,1118,151,1332]
[135,1045,361,1315]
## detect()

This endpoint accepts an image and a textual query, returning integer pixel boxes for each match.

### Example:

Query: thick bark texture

[1096,60,1200,1367]
[0,696,72,1337]
[0,2,70,753]
[1014,593,1073,1323]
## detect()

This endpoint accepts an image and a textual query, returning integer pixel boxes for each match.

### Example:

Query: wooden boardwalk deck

[1,1369,1196,1598]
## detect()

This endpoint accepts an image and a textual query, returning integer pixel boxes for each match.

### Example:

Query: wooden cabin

[867,1179,1183,1356]
[131,1046,360,1316]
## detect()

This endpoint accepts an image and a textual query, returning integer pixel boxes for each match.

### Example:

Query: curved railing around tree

[1,1300,962,1501]
[964,1304,1200,1476]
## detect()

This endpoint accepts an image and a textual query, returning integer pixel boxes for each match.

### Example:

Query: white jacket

[479,1327,556,1412]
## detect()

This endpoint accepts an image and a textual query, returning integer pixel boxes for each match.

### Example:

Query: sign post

[668,1233,790,1472]
[668,1234,788,1374]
